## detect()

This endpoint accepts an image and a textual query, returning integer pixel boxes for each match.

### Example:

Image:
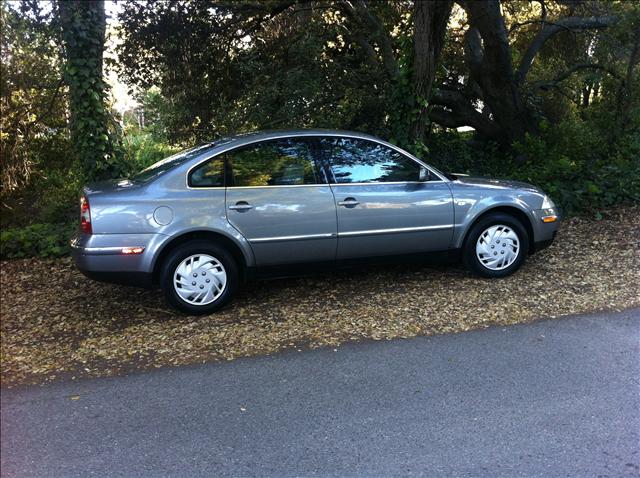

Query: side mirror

[419,167,430,182]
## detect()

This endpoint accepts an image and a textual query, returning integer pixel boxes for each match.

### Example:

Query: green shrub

[422,120,639,216]
[513,120,640,215]
[123,132,180,172]
[0,223,76,259]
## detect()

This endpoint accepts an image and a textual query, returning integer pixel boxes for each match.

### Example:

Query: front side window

[228,138,319,187]
[321,137,422,184]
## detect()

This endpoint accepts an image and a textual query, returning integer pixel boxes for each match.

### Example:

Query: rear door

[320,137,454,259]
[224,138,337,266]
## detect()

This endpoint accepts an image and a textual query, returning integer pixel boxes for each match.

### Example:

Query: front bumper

[530,207,561,253]
[532,231,558,253]
[70,232,161,287]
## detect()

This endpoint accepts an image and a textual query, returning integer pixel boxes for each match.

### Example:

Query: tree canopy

[116,0,639,150]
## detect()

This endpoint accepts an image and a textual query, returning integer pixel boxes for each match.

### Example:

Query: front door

[224,138,337,266]
[319,137,454,259]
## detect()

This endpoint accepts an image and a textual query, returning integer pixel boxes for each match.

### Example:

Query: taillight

[80,195,92,234]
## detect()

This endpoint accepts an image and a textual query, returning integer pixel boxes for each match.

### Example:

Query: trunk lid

[83,178,144,196]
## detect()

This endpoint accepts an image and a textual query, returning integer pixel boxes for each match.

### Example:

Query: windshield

[131,143,217,183]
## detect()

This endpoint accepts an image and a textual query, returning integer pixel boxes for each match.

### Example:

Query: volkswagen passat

[71,130,560,314]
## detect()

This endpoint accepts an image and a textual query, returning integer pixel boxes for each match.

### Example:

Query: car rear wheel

[161,240,239,314]
[463,212,529,278]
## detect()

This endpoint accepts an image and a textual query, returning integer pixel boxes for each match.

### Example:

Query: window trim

[185,133,447,189]
[329,181,431,187]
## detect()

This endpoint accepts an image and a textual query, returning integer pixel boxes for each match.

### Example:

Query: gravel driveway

[1,208,639,386]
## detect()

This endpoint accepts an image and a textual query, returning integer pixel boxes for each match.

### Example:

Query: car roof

[214,129,383,145]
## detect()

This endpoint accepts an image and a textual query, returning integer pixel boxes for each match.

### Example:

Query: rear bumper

[71,232,160,287]
[78,269,154,287]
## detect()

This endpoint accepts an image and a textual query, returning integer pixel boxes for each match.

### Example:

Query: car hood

[453,176,541,193]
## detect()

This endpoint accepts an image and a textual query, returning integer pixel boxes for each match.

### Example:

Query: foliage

[0,223,76,259]
[513,121,640,215]
[131,88,175,144]
[116,1,404,144]
[424,120,640,216]
[122,131,180,172]
[0,1,83,233]
[115,1,639,150]
[0,2,69,194]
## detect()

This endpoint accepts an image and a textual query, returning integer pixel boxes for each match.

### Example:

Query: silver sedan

[71,130,560,314]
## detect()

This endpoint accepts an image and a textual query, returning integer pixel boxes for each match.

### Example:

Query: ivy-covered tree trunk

[58,0,120,181]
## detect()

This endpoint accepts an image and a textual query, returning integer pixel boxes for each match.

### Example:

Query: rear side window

[189,157,225,187]
[227,138,319,187]
[320,137,421,183]
[134,143,218,184]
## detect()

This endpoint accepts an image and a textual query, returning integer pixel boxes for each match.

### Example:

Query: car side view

[71,130,560,314]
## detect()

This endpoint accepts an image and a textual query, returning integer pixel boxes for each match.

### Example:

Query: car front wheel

[463,213,529,278]
[160,240,239,314]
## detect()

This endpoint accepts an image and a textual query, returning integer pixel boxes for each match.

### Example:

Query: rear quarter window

[188,157,225,187]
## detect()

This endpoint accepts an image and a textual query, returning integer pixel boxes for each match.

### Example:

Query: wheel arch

[151,230,249,285]
[459,205,535,254]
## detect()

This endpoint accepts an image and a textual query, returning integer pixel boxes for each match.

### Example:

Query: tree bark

[462,0,536,145]
[430,89,500,138]
[411,0,453,143]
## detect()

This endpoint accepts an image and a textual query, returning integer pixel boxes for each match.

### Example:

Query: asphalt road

[2,309,639,478]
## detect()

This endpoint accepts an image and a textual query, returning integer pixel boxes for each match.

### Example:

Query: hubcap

[173,254,227,306]
[476,224,520,271]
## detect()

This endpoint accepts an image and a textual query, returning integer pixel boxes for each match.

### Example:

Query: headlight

[542,195,555,209]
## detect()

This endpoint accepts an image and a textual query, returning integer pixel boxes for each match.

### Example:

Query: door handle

[338,197,359,207]
[229,201,253,211]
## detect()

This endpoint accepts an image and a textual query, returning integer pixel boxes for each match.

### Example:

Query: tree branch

[463,26,484,77]
[38,78,65,121]
[509,0,546,34]
[430,89,500,137]
[337,0,399,80]
[517,15,618,83]
[534,63,621,90]
[340,24,379,70]
[428,108,466,128]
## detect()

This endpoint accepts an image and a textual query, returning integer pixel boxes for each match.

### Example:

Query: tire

[160,240,239,315]
[462,212,530,278]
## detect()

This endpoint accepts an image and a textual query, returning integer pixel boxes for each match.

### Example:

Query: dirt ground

[1,207,638,387]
